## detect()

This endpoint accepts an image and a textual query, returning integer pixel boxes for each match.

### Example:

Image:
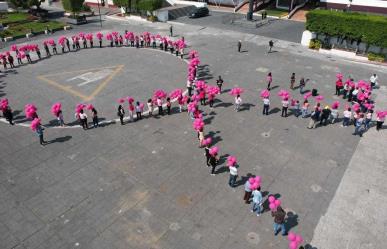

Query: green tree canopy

[137,0,162,12]
[62,0,85,13]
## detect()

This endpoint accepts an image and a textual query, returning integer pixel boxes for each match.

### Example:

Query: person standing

[268,40,274,53]
[209,152,219,175]
[169,25,173,37]
[7,54,15,68]
[272,205,287,236]
[299,77,305,94]
[263,96,270,115]
[187,80,193,97]
[243,179,253,204]
[290,73,295,89]
[235,94,242,112]
[301,99,309,118]
[267,72,272,90]
[117,105,125,125]
[157,97,163,115]
[342,107,351,127]
[376,112,385,131]
[352,113,365,137]
[2,55,7,69]
[228,164,238,188]
[204,144,211,166]
[3,106,14,125]
[147,99,154,116]
[36,122,47,146]
[56,110,65,127]
[335,78,343,95]
[370,73,378,89]
[44,43,51,57]
[251,187,263,216]
[293,100,301,118]
[281,97,289,117]
[91,107,99,128]
[135,101,142,120]
[330,105,339,124]
[216,76,224,93]
[365,109,373,130]
[25,49,32,63]
[237,40,242,53]
[66,38,71,52]
[166,98,171,115]
[307,106,321,129]
[128,101,135,122]
[79,109,88,130]
[320,106,331,126]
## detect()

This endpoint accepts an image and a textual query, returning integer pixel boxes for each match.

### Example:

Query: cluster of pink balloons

[268,195,281,211]
[288,232,303,249]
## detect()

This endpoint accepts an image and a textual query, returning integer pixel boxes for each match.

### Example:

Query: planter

[64,25,72,30]
[4,36,13,42]
[65,16,88,25]
[26,33,33,39]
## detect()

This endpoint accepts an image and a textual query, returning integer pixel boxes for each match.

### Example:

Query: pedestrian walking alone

[267,72,272,90]
[290,73,295,89]
[216,75,224,93]
[299,77,306,94]
[92,107,99,128]
[235,94,242,112]
[237,40,242,53]
[268,40,274,53]
[263,96,270,115]
[209,151,219,175]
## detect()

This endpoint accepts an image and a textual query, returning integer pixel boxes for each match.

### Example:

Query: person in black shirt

[216,75,224,93]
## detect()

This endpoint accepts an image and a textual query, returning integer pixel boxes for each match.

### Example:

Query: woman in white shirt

[235,95,242,112]
[263,97,270,115]
[281,97,289,117]
[79,109,88,130]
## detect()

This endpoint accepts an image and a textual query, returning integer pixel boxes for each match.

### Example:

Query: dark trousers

[211,165,216,174]
[206,156,210,166]
[209,99,214,108]
[267,82,271,90]
[281,107,288,117]
[167,106,171,115]
[335,86,341,95]
[187,87,192,96]
[376,121,383,130]
[136,112,142,120]
[229,175,237,187]
[39,134,44,145]
[320,116,329,125]
[119,115,124,125]
[158,106,163,115]
[26,55,32,63]
[93,117,98,128]
[263,104,269,115]
[243,191,252,203]
[81,118,88,129]
[53,47,57,54]
[99,40,102,48]
[200,98,205,105]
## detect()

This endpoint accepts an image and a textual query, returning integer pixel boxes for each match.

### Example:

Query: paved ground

[1,19,387,249]
[173,11,306,43]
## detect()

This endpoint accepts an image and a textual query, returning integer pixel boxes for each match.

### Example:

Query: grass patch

[260,8,288,17]
[0,12,31,25]
[0,21,65,38]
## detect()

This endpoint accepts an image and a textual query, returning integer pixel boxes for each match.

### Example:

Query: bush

[368,53,385,62]
[306,10,387,48]
[137,0,162,12]
[62,0,85,13]
[309,39,321,50]
[147,15,157,22]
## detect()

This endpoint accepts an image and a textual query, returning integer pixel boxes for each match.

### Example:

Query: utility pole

[97,0,103,27]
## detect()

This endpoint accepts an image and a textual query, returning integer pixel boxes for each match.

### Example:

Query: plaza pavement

[0,19,387,249]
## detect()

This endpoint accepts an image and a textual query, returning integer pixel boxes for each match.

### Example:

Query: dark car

[189,7,209,18]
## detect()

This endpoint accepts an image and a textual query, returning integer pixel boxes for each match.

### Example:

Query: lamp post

[97,0,103,27]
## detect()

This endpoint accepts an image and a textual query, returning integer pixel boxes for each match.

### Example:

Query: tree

[137,0,162,15]
[28,0,45,10]
[62,0,85,13]
[113,0,130,13]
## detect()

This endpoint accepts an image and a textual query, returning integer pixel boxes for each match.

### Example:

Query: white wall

[85,0,115,6]
[0,1,8,11]
[321,0,387,8]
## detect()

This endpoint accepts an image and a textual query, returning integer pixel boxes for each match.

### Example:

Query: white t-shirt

[235,97,242,104]
[157,99,162,106]
[370,75,377,83]
[79,113,87,119]
[282,100,289,107]
[263,98,270,105]
[229,166,238,176]
[366,112,372,119]
[343,110,351,118]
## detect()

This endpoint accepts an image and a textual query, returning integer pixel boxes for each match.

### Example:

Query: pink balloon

[288,232,296,241]
[269,203,276,210]
[274,199,281,207]
[295,235,303,243]
[268,196,275,203]
[289,241,297,249]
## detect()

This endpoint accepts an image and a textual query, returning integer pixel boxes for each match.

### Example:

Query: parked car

[188,7,209,18]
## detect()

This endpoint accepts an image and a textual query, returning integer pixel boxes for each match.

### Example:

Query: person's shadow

[47,135,72,144]
[285,211,299,232]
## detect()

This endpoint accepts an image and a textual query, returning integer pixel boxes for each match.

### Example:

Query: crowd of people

[1,29,386,249]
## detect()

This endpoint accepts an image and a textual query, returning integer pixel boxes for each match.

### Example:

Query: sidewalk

[310,86,387,249]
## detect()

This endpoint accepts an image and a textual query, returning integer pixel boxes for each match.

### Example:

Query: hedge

[306,10,387,48]
[137,0,162,12]
[62,0,85,13]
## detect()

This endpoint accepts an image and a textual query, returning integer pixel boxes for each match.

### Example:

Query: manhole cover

[246,232,260,245]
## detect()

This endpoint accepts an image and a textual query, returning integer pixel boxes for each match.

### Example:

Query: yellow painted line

[37,75,90,101]
[40,65,121,77]
[85,64,124,101]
